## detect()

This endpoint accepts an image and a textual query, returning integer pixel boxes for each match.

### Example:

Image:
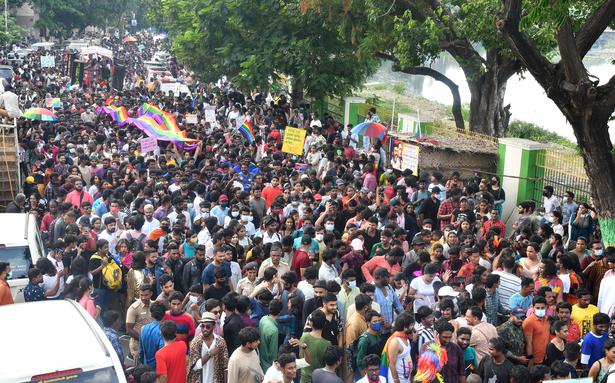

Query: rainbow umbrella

[351,121,387,140]
[23,108,58,122]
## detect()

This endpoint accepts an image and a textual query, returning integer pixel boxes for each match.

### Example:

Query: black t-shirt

[89,253,108,289]
[453,208,476,225]
[477,356,513,383]
[421,198,440,226]
[203,283,230,301]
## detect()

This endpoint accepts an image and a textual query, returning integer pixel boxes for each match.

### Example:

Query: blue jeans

[93,288,108,310]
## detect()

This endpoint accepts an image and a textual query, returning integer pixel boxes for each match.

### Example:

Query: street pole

[4,0,7,33]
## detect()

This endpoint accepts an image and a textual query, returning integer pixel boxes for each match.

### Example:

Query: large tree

[314,0,560,135]
[150,0,377,101]
[498,0,615,244]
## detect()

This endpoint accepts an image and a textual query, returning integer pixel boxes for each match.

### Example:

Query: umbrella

[23,108,58,122]
[351,121,387,140]
[123,36,138,43]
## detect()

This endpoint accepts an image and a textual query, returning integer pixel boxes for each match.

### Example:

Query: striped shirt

[492,270,521,310]
[417,323,435,350]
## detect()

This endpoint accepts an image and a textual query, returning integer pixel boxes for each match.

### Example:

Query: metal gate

[534,149,591,204]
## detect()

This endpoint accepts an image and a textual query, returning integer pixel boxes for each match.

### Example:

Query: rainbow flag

[380,332,410,382]
[239,120,255,143]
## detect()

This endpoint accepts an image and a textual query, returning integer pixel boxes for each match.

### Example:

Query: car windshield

[30,367,121,383]
[0,246,31,280]
[0,67,12,79]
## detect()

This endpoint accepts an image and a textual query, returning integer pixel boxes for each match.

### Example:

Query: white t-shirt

[543,195,561,215]
[43,273,64,299]
[409,276,441,311]
[142,217,160,236]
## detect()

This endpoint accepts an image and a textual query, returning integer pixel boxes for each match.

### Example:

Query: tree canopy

[150,0,377,101]
[498,0,615,244]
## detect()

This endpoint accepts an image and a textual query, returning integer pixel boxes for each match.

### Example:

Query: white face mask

[315,234,323,242]
[535,309,546,318]
[348,280,357,289]
[231,211,239,218]
[241,215,253,222]
[325,224,334,231]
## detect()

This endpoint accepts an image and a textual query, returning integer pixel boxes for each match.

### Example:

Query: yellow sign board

[282,126,306,156]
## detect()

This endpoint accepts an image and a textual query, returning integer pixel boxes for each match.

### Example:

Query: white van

[0,213,45,302]
[0,300,127,382]
[160,82,192,98]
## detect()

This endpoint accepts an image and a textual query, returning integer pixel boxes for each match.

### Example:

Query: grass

[506,120,577,149]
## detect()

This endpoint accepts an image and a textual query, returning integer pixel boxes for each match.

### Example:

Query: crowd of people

[0,29,614,383]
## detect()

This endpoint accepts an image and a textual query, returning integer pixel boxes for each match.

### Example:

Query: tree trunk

[464,51,517,137]
[570,113,615,245]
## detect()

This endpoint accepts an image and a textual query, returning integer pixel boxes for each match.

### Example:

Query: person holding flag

[379,312,415,383]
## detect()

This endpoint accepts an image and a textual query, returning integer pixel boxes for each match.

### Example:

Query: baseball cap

[511,306,527,318]
[437,285,460,298]
[314,193,323,201]
[360,187,369,194]
[218,194,228,202]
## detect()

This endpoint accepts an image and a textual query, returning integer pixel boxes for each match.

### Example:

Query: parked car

[0,300,127,382]
[0,213,45,302]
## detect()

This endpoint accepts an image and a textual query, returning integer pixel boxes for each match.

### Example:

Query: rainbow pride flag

[379,332,411,382]
[239,120,255,143]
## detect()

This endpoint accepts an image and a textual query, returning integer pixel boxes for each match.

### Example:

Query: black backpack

[126,232,146,252]
[347,332,369,372]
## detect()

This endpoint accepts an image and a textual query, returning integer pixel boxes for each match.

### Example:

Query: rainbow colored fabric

[96,103,200,148]
[239,120,255,143]
[379,332,410,382]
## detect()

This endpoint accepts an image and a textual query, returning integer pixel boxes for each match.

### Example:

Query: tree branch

[596,74,615,119]
[375,51,465,130]
[557,20,588,84]
[496,0,555,91]
[576,0,615,58]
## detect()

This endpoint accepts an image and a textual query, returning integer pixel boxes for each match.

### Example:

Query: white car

[0,300,127,382]
[0,213,45,302]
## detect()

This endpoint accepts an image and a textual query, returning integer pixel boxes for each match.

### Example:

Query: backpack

[347,332,369,372]
[91,254,123,290]
[126,232,146,252]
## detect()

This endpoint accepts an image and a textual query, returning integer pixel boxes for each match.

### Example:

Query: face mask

[315,234,324,242]
[188,295,198,304]
[370,322,382,332]
[173,228,182,234]
[423,226,431,232]
[596,249,604,257]
[535,309,546,318]
[220,203,228,208]
[241,215,253,222]
[348,280,357,289]
[325,224,334,231]
[231,211,239,217]
[201,212,210,219]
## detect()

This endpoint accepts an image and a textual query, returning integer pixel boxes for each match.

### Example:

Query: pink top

[79,294,96,317]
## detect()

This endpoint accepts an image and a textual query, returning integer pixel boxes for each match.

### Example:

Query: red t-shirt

[457,262,477,282]
[291,249,311,275]
[155,340,187,383]
[262,185,281,208]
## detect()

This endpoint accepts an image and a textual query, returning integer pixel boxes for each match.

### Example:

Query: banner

[65,53,77,76]
[281,126,306,156]
[40,55,55,68]
[140,136,158,154]
[70,60,85,86]
[390,140,419,174]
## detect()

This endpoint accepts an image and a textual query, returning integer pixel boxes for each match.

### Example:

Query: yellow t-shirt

[571,304,599,338]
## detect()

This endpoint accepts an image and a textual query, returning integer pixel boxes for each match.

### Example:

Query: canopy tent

[80,46,113,59]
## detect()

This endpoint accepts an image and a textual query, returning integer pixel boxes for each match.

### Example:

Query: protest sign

[186,113,197,124]
[281,126,306,156]
[41,55,55,68]
[204,107,216,123]
[140,136,158,154]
